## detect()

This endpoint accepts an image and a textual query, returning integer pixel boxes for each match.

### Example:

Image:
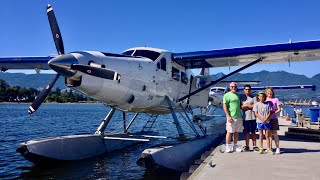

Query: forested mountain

[0,73,65,89]
[210,70,320,100]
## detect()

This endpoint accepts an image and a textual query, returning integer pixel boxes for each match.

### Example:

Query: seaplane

[209,84,317,109]
[1,4,320,164]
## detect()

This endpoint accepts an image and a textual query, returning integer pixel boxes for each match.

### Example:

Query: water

[282,105,315,117]
[0,104,226,179]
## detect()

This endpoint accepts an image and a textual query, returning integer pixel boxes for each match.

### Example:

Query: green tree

[0,81,92,103]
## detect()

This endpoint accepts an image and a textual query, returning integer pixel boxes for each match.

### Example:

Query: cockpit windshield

[122,50,134,56]
[122,49,160,61]
[211,88,226,93]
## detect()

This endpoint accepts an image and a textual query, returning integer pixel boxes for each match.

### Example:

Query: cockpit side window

[133,50,160,61]
[157,57,167,71]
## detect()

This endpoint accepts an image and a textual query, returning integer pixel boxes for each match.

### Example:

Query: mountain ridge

[1,71,319,100]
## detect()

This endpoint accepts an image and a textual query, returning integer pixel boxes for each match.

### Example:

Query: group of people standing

[223,82,281,154]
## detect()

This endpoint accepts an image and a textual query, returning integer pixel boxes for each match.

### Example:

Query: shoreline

[0,101,102,104]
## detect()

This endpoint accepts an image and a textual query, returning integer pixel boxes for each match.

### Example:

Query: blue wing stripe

[172,40,320,60]
[0,56,53,63]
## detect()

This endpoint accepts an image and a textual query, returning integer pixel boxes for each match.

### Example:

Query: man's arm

[223,103,232,123]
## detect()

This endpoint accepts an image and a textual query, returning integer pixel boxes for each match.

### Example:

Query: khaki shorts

[226,117,243,133]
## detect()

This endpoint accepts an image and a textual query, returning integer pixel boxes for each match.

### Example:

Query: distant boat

[311,100,319,106]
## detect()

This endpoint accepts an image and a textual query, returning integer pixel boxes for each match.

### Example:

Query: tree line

[0,79,92,103]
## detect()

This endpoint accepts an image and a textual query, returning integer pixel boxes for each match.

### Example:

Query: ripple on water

[1,104,226,179]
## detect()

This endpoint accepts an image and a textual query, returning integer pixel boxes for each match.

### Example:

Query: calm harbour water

[0,104,226,180]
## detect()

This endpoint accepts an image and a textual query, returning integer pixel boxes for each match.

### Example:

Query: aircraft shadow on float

[1,4,320,170]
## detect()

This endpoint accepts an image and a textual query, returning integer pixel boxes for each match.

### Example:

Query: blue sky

[1,0,320,77]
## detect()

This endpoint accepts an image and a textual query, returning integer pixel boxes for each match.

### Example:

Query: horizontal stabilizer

[237,85,316,91]
[215,80,261,85]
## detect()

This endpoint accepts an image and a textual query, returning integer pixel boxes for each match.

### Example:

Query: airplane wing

[172,40,320,68]
[237,85,316,91]
[0,56,54,71]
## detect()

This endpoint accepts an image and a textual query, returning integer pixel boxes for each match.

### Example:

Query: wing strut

[178,57,264,102]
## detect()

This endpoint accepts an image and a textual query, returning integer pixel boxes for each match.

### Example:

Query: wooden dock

[187,118,320,180]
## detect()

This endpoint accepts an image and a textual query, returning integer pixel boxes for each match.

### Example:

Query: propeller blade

[46,4,64,55]
[71,64,121,80]
[28,74,60,114]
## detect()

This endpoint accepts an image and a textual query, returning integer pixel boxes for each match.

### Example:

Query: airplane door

[188,75,210,107]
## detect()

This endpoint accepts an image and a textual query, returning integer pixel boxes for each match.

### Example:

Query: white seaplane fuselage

[15,47,211,164]
[66,47,209,114]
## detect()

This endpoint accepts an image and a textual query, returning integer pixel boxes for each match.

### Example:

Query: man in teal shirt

[223,82,243,153]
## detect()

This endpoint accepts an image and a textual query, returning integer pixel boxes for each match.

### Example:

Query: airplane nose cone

[48,54,78,77]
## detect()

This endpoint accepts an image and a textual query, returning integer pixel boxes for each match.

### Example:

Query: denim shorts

[257,122,271,130]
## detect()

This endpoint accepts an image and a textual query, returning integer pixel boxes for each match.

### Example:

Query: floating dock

[186,118,320,180]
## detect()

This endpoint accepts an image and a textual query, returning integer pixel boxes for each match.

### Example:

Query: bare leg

[234,132,239,145]
[252,132,257,147]
[245,132,249,146]
[226,132,232,144]
[259,130,264,149]
[272,130,280,148]
[265,130,271,149]
[269,134,273,149]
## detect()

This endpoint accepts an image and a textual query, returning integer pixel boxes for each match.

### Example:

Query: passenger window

[181,71,188,84]
[196,77,207,88]
[172,67,180,81]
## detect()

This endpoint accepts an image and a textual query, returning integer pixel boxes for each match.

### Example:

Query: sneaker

[258,148,264,154]
[266,148,274,155]
[253,146,259,152]
[235,146,243,152]
[225,144,232,153]
[275,148,281,154]
[233,144,243,152]
[242,146,249,152]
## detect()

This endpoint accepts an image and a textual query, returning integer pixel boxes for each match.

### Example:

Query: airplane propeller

[28,4,64,114]
[28,74,60,114]
[47,4,64,55]
[71,64,121,80]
